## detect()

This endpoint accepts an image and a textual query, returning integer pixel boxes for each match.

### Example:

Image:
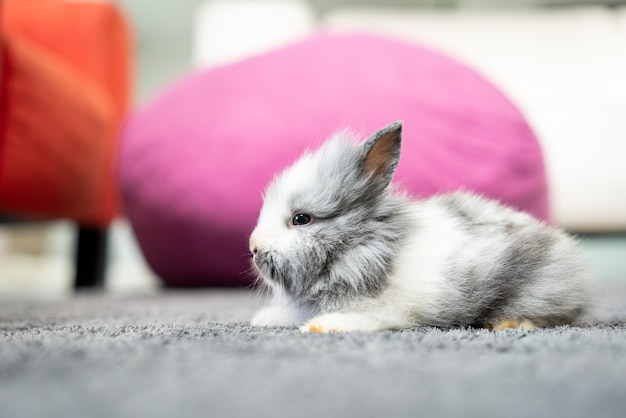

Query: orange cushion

[2,0,131,115]
[1,0,132,226]
[0,34,115,223]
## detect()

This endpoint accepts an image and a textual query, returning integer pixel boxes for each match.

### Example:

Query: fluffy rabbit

[249,121,596,332]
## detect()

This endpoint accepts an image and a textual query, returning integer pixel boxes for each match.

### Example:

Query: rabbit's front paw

[251,305,298,327]
[300,312,381,333]
[488,319,536,331]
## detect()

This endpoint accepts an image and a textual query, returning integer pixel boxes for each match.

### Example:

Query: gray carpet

[1,288,626,418]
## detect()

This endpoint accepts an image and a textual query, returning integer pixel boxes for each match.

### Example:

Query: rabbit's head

[249,121,409,314]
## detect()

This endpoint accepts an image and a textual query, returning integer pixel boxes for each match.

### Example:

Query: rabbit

[249,121,597,333]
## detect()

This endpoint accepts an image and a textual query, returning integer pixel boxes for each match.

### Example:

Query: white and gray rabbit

[249,121,596,332]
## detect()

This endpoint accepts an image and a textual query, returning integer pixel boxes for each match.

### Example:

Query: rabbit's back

[388,192,595,327]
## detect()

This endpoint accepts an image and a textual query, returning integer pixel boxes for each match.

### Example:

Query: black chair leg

[74,225,108,289]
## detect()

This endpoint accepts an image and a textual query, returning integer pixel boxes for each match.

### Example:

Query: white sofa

[193,1,626,232]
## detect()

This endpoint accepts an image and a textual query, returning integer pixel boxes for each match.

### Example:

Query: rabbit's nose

[249,235,258,255]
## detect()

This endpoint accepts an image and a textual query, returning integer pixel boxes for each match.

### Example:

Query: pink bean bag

[119,33,548,287]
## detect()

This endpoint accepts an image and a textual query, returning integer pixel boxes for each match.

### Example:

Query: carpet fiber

[1,288,626,418]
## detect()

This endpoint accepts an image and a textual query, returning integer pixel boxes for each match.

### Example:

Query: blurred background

[1,0,625,296]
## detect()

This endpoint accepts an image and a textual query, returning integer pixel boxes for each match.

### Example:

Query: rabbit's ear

[360,121,403,192]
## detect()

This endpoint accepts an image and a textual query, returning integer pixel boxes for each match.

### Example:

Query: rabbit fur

[249,121,596,332]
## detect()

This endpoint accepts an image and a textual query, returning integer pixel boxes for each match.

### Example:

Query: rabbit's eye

[291,213,312,226]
